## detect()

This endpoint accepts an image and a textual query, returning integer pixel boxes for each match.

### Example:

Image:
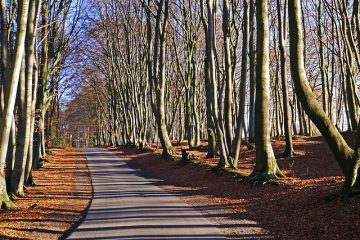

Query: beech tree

[57,0,360,195]
[248,0,284,183]
[10,0,41,197]
[0,0,30,208]
[0,0,84,209]
[248,0,256,142]
[229,0,250,168]
[171,0,202,148]
[289,0,360,196]
[144,0,175,157]
[276,0,294,157]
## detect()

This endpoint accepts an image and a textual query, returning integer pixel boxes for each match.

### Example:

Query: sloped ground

[0,148,92,240]
[112,133,360,239]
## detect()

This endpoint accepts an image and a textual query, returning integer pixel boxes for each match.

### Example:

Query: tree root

[210,166,226,176]
[247,172,280,187]
[205,153,216,159]
[1,199,12,210]
[0,188,12,209]
[326,185,360,201]
[326,159,360,201]
[27,179,37,187]
[161,147,177,159]
[226,156,238,170]
[9,194,19,201]
[179,149,192,165]
[9,189,26,200]
[0,174,12,209]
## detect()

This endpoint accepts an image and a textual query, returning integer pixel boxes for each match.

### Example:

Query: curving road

[67,148,226,240]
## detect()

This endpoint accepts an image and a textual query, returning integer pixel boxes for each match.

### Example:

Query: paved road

[67,148,226,240]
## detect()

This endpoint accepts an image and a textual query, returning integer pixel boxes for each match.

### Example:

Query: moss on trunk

[0,174,12,209]
[289,0,360,198]
[250,0,284,182]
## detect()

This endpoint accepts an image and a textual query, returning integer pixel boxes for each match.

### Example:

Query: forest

[65,0,360,195]
[0,0,360,239]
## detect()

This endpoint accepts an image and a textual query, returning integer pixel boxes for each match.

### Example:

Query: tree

[201,0,230,167]
[10,0,40,197]
[229,0,250,168]
[0,0,30,209]
[200,0,217,158]
[289,0,360,197]
[144,0,175,158]
[0,0,9,113]
[0,0,84,209]
[317,0,328,115]
[277,0,294,157]
[248,0,284,183]
[223,0,234,153]
[171,0,201,148]
[248,0,256,142]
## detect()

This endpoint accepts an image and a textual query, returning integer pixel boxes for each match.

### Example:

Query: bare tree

[144,0,175,157]
[248,0,284,183]
[289,0,360,197]
[0,0,30,209]
[277,0,294,157]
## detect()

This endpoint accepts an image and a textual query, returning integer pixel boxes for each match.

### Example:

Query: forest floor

[111,133,360,240]
[0,148,92,240]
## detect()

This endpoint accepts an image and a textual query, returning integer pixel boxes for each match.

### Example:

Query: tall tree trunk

[289,0,360,196]
[144,0,174,158]
[317,0,328,115]
[24,0,40,186]
[11,0,39,196]
[0,0,30,209]
[185,80,193,147]
[345,59,359,130]
[277,0,294,156]
[33,1,49,168]
[249,0,284,183]
[5,120,16,186]
[274,61,281,137]
[204,0,229,168]
[182,31,196,148]
[223,0,234,151]
[297,99,305,135]
[200,0,216,158]
[248,0,256,142]
[230,0,250,168]
[157,0,174,157]
[0,0,9,113]
[10,56,29,197]
[193,68,201,146]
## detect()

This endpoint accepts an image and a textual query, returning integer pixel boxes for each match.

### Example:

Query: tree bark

[277,0,294,157]
[0,0,9,114]
[204,0,229,168]
[249,0,284,183]
[24,0,40,186]
[289,0,360,196]
[11,0,39,196]
[144,0,174,158]
[223,0,234,152]
[230,0,250,168]
[200,0,216,158]
[10,56,29,197]
[0,0,30,209]
[33,1,49,168]
[248,0,256,142]
[317,0,329,115]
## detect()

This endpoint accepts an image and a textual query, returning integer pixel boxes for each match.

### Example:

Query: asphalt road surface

[67,148,226,240]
